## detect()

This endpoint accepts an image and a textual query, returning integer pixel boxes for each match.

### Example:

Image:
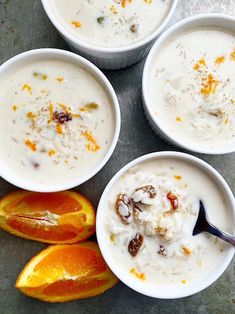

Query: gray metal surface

[0,0,234,313]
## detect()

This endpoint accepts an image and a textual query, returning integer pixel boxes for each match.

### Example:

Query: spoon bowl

[193,201,235,246]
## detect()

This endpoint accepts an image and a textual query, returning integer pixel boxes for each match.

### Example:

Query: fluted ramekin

[96,151,235,298]
[0,49,120,192]
[41,0,178,70]
[142,14,235,154]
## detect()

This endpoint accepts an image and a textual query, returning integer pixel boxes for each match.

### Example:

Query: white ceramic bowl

[0,49,120,192]
[41,0,178,70]
[142,14,235,154]
[96,151,235,299]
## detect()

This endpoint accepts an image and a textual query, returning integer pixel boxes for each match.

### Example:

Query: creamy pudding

[49,0,173,47]
[0,57,115,186]
[103,157,233,285]
[149,27,235,150]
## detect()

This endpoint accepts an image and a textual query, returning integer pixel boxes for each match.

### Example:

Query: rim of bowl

[0,48,121,192]
[142,13,235,155]
[96,151,235,299]
[41,0,178,54]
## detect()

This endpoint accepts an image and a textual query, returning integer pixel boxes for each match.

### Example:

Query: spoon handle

[208,224,235,246]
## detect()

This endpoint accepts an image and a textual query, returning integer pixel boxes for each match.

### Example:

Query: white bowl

[0,49,120,192]
[41,0,178,70]
[96,151,235,299]
[142,14,235,154]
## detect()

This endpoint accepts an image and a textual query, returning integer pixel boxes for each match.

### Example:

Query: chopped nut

[97,16,105,24]
[130,24,137,33]
[155,226,168,237]
[110,234,116,244]
[209,108,225,117]
[128,233,144,257]
[22,83,32,95]
[158,245,167,256]
[167,191,178,210]
[32,162,40,169]
[85,102,99,110]
[115,193,133,224]
[132,185,157,205]
[176,116,182,122]
[33,72,47,80]
[133,205,142,222]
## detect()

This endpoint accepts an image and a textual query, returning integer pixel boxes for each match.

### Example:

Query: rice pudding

[103,157,233,285]
[49,0,173,47]
[0,57,115,187]
[149,27,235,150]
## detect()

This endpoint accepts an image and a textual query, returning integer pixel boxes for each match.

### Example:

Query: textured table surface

[0,1,235,313]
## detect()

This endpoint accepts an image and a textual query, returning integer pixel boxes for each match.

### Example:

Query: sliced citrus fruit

[16,242,118,302]
[0,191,95,244]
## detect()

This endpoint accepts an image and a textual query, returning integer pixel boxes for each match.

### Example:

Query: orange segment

[16,242,118,302]
[0,191,95,244]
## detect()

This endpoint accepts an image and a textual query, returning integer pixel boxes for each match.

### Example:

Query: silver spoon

[193,200,235,246]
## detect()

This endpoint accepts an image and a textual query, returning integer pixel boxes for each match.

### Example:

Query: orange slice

[16,242,118,302]
[0,191,95,244]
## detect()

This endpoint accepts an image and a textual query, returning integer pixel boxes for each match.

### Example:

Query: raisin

[158,245,167,256]
[53,111,72,124]
[128,233,144,257]
[130,24,137,33]
[33,162,40,169]
[135,185,157,199]
[167,192,178,210]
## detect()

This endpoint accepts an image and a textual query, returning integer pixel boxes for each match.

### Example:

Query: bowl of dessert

[142,14,235,154]
[0,49,120,192]
[96,151,235,298]
[41,0,178,69]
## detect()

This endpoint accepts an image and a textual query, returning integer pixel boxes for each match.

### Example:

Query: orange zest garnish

[121,0,132,8]
[22,84,32,95]
[182,247,192,255]
[15,242,118,302]
[56,124,63,135]
[58,103,70,114]
[130,268,146,281]
[56,76,64,82]
[27,112,37,120]
[174,175,182,180]
[48,149,56,157]
[215,56,225,65]
[71,21,81,28]
[25,140,37,152]
[82,131,100,152]
[0,190,96,244]
[193,58,206,71]
[49,101,54,122]
[200,74,219,96]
